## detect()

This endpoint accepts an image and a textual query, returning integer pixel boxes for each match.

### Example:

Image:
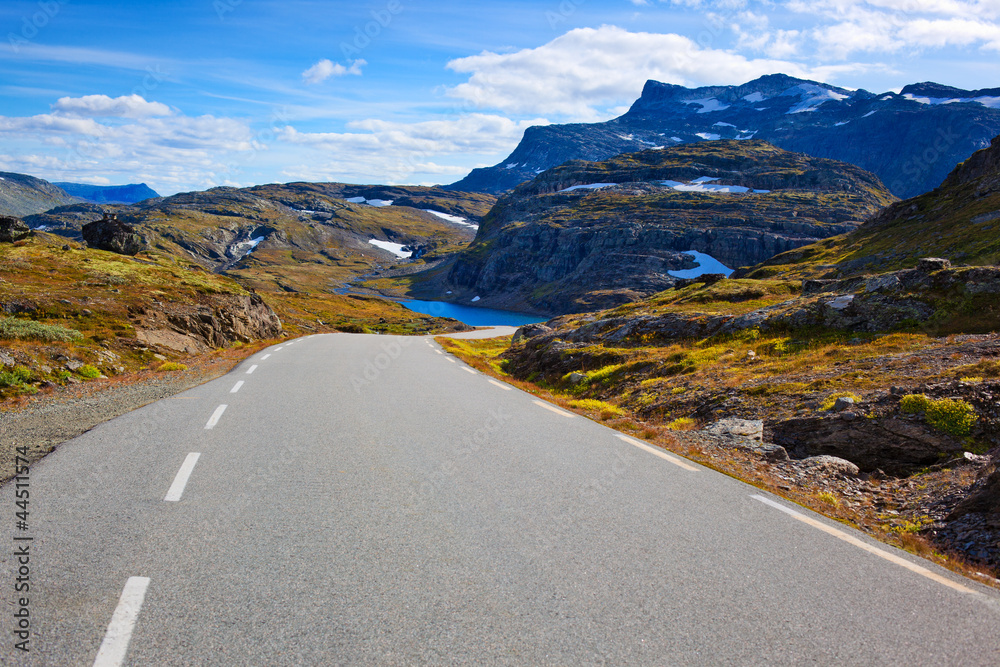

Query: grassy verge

[436,334,1000,588]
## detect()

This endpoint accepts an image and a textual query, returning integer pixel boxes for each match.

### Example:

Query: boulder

[705,418,764,442]
[949,465,1000,527]
[832,396,856,412]
[512,322,553,343]
[0,216,30,242]
[797,455,860,477]
[81,213,146,255]
[769,416,965,475]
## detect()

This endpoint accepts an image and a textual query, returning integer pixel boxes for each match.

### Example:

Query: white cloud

[302,59,366,84]
[445,25,858,119]
[52,94,173,118]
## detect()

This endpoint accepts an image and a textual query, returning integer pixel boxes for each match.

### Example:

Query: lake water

[400,300,546,327]
[667,250,734,279]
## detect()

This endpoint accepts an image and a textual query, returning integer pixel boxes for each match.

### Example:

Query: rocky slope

[53,182,160,204]
[744,133,1000,280]
[0,172,78,217]
[449,74,1000,200]
[441,140,894,314]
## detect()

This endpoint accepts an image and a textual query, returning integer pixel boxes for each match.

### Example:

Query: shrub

[76,364,101,379]
[157,362,188,372]
[900,393,932,414]
[925,398,977,437]
[0,316,81,342]
[820,391,862,411]
[0,365,33,388]
[667,417,697,431]
[568,399,625,420]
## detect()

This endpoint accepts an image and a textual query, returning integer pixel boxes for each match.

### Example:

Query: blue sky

[2,0,999,194]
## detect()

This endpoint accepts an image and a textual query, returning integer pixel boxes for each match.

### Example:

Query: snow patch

[695,132,721,141]
[471,296,481,302]
[558,183,616,193]
[345,196,366,203]
[743,92,766,103]
[616,133,635,140]
[683,98,730,114]
[713,122,736,128]
[668,251,733,279]
[834,121,850,126]
[735,130,758,140]
[423,209,478,230]
[234,236,265,256]
[368,239,410,259]
[862,110,877,118]
[504,163,519,169]
[785,84,849,114]
[32,225,49,231]
[903,93,1000,108]
[346,197,393,207]
[670,136,683,142]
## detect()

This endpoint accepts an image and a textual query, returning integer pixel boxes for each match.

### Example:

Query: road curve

[2,333,999,665]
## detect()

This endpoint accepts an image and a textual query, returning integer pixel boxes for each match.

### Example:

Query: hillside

[0,172,78,217]
[744,134,1000,280]
[449,74,1000,199]
[432,141,894,314]
[53,182,160,204]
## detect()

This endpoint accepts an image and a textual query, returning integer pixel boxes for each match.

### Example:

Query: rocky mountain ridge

[449,74,1000,200]
[53,182,160,204]
[0,172,78,217]
[439,140,894,314]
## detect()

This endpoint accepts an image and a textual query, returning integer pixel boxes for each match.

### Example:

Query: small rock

[153,354,167,361]
[65,360,85,371]
[917,257,951,272]
[832,396,856,412]
[567,372,587,384]
[0,216,31,243]
[840,411,858,421]
[512,323,553,343]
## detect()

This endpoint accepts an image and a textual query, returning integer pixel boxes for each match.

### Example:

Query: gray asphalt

[2,333,999,665]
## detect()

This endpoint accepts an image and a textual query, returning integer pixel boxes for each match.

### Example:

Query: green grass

[76,364,101,379]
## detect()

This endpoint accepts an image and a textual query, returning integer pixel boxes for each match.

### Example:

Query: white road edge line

[246,365,258,375]
[435,350,443,355]
[615,434,699,472]
[462,368,477,374]
[92,576,151,667]
[488,379,513,391]
[750,494,978,596]
[230,381,244,394]
[204,405,227,430]
[447,358,456,363]
[532,400,575,418]
[164,453,201,502]
[275,347,284,351]
[261,354,271,360]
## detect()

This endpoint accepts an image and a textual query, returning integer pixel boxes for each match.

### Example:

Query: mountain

[0,172,78,217]
[53,182,160,204]
[744,132,1000,280]
[428,140,895,315]
[448,74,1000,200]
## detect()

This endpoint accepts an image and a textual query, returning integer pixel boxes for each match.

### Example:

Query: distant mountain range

[0,172,78,217]
[449,74,1000,199]
[53,182,160,204]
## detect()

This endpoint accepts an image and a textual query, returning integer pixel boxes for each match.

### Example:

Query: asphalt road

[2,333,999,665]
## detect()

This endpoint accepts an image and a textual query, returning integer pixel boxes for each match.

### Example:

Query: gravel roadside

[0,347,257,484]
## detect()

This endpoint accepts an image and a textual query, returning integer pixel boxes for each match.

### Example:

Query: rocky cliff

[745,133,1000,279]
[448,74,1000,200]
[443,141,894,314]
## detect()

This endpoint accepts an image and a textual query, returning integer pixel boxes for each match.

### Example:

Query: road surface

[2,333,999,665]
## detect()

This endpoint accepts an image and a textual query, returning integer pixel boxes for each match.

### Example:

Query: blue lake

[400,300,546,327]
[667,250,734,279]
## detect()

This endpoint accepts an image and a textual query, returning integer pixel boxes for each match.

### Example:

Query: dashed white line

[274,347,284,351]
[532,400,575,418]
[615,434,699,472]
[164,453,201,502]
[261,354,271,360]
[230,381,244,393]
[435,350,443,355]
[489,380,513,391]
[246,365,258,375]
[205,404,227,430]
[750,495,976,595]
[447,358,456,363]
[92,577,150,667]
[462,368,477,375]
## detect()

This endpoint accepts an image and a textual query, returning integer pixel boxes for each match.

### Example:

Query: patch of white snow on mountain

[368,239,409,258]
[423,209,478,230]
[471,296,481,302]
[367,199,393,207]
[671,136,683,142]
[736,130,758,140]
[558,183,616,192]
[346,196,367,203]
[617,133,635,140]
[684,98,730,114]
[505,163,519,169]
[901,93,1000,108]
[668,250,733,279]
[862,110,877,118]
[834,121,850,126]
[234,236,265,256]
[691,176,720,183]
[713,122,737,128]
[695,132,721,141]
[785,84,849,114]
[743,92,766,103]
